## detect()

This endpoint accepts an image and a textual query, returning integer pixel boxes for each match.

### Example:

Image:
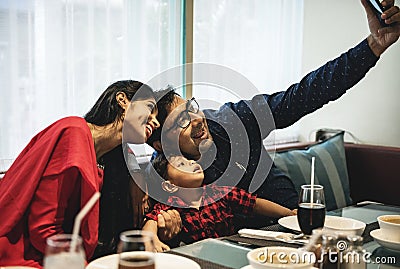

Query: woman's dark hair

[84,80,154,126]
[87,80,154,260]
[92,146,131,259]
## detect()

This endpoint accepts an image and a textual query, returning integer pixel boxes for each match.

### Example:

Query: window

[0,0,183,159]
[192,0,304,144]
[0,0,304,159]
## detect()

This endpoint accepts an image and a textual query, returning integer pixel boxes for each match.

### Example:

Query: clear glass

[43,234,85,269]
[117,230,156,269]
[297,184,326,235]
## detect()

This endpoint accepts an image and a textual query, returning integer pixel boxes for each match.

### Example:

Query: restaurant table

[169,202,400,269]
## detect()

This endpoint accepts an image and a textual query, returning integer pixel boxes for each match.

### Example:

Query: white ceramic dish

[278,215,302,232]
[247,246,314,269]
[377,215,400,241]
[86,252,201,269]
[323,216,366,235]
[370,229,400,252]
[278,215,366,235]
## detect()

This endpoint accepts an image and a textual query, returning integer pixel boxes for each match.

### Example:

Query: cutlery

[238,229,309,245]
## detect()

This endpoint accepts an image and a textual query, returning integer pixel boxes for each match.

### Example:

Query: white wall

[297,0,400,147]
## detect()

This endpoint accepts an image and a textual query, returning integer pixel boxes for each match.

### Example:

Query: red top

[0,117,103,268]
[146,185,256,244]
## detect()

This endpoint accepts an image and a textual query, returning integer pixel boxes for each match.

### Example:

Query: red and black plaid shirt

[146,185,257,244]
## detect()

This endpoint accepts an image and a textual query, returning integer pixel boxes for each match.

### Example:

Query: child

[143,154,296,252]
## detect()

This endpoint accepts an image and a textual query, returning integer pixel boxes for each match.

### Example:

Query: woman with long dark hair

[0,80,160,267]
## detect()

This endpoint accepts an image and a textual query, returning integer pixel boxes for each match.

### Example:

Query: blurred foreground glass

[117,230,155,269]
[297,184,326,235]
[43,234,85,269]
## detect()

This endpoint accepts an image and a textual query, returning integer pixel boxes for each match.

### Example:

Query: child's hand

[286,208,297,216]
[284,208,297,216]
[157,210,182,241]
[154,238,170,252]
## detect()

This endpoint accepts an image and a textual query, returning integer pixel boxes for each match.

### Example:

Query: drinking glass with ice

[43,234,86,269]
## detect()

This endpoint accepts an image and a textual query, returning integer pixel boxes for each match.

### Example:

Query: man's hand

[157,210,182,241]
[362,0,400,56]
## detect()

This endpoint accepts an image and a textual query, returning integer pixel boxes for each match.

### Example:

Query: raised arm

[209,40,378,139]
[209,0,399,138]
[266,0,399,130]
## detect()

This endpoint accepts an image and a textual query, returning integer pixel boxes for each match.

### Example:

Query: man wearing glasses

[147,0,400,229]
[148,87,299,229]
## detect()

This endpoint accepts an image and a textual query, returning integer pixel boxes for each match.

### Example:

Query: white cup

[377,215,400,242]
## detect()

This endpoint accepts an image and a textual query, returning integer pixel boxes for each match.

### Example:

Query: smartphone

[366,0,388,26]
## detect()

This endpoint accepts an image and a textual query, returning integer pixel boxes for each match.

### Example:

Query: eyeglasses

[165,97,200,132]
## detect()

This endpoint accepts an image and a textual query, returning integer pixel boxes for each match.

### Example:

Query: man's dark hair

[146,86,180,148]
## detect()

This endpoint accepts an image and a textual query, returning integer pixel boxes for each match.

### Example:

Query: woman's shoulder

[39,116,89,136]
[52,116,87,128]
[26,116,91,152]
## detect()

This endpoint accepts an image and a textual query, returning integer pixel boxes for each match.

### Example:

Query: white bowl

[377,215,400,241]
[247,246,314,269]
[322,216,366,236]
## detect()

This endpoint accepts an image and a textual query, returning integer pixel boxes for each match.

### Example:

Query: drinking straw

[310,157,315,207]
[70,192,101,253]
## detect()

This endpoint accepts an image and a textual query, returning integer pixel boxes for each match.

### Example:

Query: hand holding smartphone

[366,0,389,26]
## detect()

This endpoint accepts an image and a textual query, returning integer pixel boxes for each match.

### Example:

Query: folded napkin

[238,229,309,245]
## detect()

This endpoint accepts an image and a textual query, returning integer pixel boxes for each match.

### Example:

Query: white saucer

[87,252,201,269]
[370,229,400,252]
[278,215,363,234]
[278,215,302,232]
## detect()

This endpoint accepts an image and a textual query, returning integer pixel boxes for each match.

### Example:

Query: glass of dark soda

[117,230,155,269]
[297,184,326,235]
